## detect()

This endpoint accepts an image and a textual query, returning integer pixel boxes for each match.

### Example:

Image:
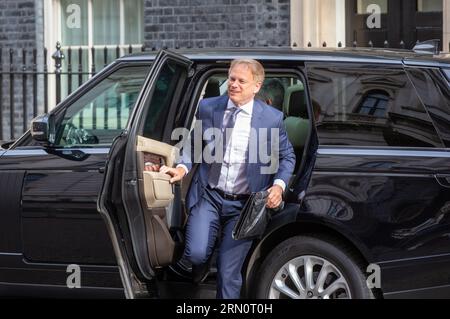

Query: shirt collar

[227,98,254,115]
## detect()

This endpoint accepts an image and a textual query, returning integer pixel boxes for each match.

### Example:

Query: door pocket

[143,171,175,208]
[137,136,178,209]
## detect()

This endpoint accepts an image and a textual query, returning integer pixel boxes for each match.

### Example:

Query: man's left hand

[266,185,283,209]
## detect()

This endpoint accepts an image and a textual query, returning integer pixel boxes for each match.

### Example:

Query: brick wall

[0,0,41,141]
[144,0,291,49]
[0,0,36,48]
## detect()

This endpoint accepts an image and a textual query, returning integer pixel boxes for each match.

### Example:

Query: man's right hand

[160,166,187,184]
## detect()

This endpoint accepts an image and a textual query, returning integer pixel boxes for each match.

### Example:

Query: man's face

[228,64,262,106]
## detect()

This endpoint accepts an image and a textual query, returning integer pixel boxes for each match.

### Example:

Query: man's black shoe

[191,263,210,285]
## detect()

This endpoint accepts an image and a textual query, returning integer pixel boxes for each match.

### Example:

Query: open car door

[98,50,193,299]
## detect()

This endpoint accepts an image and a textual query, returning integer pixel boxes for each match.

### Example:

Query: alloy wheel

[269,255,352,299]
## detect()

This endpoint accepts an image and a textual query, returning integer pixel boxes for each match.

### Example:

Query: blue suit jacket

[180,95,296,211]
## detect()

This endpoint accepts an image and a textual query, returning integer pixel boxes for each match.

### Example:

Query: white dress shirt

[217,99,253,194]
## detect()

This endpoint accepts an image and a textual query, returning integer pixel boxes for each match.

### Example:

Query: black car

[0,48,449,299]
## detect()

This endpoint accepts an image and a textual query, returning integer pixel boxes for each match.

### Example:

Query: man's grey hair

[229,59,265,83]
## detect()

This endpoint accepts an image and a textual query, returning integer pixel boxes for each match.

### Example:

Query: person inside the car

[160,59,296,299]
[256,78,285,111]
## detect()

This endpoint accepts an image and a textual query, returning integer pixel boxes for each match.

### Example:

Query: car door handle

[434,175,450,188]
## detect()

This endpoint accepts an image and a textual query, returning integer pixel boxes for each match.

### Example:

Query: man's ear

[254,82,262,94]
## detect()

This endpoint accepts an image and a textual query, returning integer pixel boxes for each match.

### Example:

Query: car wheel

[255,235,374,299]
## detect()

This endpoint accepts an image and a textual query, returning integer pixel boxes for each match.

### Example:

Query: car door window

[141,60,189,141]
[306,63,444,148]
[55,65,150,148]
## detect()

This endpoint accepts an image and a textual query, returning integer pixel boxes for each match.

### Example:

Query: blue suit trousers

[183,187,253,299]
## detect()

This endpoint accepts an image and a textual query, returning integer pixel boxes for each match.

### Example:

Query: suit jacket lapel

[213,96,228,131]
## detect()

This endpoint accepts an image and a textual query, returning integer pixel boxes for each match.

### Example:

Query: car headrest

[204,78,221,98]
[283,84,308,118]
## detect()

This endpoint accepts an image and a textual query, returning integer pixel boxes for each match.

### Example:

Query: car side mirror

[31,113,56,146]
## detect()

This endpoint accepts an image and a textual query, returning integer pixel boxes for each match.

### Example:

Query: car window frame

[11,61,153,150]
[306,61,446,149]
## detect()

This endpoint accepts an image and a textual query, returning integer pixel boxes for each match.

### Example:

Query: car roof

[118,47,450,68]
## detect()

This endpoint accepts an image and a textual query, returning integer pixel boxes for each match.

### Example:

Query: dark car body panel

[0,148,122,295]
[0,147,116,264]
[308,147,450,292]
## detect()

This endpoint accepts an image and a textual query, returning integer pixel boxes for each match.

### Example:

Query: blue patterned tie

[208,106,242,189]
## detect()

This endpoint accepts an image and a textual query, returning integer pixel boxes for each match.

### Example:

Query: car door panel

[136,135,181,267]
[0,148,116,265]
[98,50,193,297]
[0,171,25,253]
[309,148,450,294]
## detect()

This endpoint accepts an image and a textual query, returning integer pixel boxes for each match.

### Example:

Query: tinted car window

[142,60,188,141]
[306,63,443,148]
[55,65,149,147]
[407,68,450,147]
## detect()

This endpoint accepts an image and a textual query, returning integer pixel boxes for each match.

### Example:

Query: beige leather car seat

[283,84,310,149]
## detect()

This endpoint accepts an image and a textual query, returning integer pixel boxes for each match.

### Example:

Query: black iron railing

[0,42,145,141]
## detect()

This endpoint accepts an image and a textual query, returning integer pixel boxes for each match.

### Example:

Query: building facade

[292,0,449,50]
[0,0,449,141]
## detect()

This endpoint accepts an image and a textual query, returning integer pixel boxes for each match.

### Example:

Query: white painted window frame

[291,0,447,50]
[44,0,143,109]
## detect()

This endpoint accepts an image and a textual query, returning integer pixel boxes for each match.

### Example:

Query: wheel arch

[243,220,379,297]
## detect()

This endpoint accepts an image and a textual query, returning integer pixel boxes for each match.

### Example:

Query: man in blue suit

[161,59,296,299]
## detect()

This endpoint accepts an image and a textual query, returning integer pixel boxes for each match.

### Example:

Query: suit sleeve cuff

[176,164,189,176]
[274,179,286,192]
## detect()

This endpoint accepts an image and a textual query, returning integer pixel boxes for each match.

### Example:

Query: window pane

[358,91,388,117]
[307,64,443,148]
[56,66,150,147]
[357,0,388,14]
[363,97,377,108]
[60,0,88,46]
[93,0,120,45]
[124,0,144,44]
[417,0,443,12]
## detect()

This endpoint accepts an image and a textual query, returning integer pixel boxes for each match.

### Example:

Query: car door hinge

[120,130,129,138]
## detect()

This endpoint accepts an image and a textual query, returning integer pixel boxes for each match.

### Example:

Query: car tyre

[255,235,375,299]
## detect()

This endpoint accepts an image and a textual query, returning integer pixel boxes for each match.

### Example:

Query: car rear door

[98,50,194,298]
[306,61,450,297]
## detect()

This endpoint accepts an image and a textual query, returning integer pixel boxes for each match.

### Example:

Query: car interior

[134,72,312,270]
